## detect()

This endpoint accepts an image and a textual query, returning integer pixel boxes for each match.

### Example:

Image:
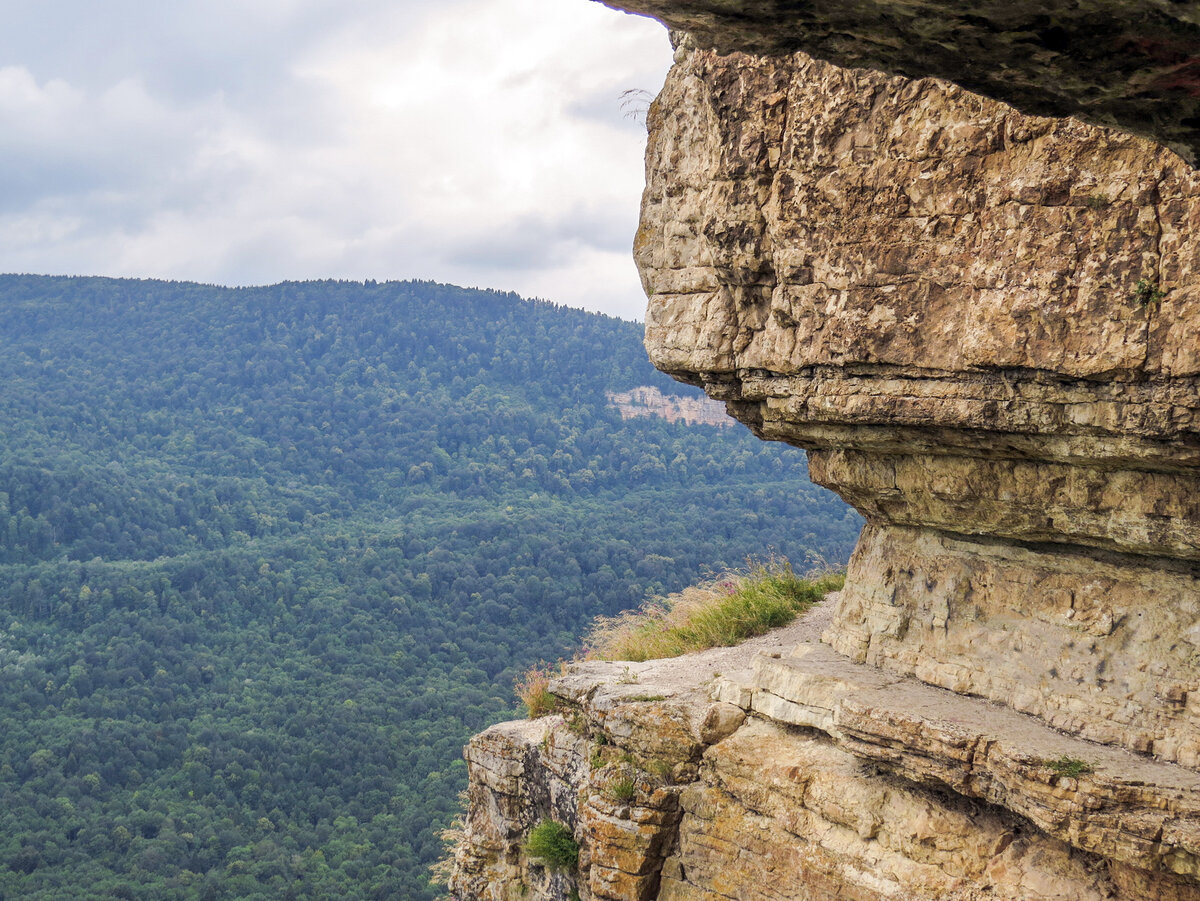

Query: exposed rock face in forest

[447,2,1200,899]
[606,385,733,427]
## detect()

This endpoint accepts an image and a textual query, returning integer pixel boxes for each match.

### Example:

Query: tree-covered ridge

[0,275,861,899]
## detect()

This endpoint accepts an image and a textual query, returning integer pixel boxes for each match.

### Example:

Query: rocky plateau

[447,1,1200,898]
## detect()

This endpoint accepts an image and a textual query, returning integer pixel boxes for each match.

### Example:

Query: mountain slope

[0,275,860,900]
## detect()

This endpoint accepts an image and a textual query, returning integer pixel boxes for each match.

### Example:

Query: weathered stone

[450,617,1200,899]
[606,385,732,427]
[637,43,1200,766]
[453,3,1200,899]
[664,719,1140,901]
[825,524,1200,765]
[745,643,1200,877]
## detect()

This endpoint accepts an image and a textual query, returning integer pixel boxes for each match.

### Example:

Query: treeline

[0,275,861,899]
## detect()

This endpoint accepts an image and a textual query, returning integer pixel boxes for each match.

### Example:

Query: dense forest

[0,275,861,899]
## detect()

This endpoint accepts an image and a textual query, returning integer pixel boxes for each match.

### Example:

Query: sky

[0,1,673,320]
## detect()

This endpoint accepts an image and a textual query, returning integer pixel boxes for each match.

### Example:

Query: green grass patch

[525,819,579,871]
[607,775,637,803]
[1044,755,1093,778]
[582,558,844,662]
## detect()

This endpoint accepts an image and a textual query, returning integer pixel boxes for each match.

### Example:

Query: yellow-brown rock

[448,616,1200,899]
[634,43,1200,769]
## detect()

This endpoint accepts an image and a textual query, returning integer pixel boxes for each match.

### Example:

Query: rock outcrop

[447,2,1200,899]
[634,43,1200,772]
[448,605,1200,900]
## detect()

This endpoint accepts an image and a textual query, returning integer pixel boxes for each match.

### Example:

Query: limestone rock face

[596,0,1200,164]
[636,45,1200,770]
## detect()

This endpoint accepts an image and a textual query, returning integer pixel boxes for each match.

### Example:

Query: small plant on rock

[646,758,674,783]
[607,774,637,803]
[616,666,639,685]
[1044,755,1093,778]
[428,790,469,892]
[525,819,579,871]
[1133,278,1167,307]
[1084,193,1111,210]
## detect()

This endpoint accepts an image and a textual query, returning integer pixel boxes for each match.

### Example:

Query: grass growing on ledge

[582,558,844,662]
[514,663,559,718]
[1044,755,1093,778]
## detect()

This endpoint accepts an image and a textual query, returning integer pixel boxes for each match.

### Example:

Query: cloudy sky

[0,1,672,320]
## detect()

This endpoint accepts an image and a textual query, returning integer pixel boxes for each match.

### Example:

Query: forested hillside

[0,275,861,899]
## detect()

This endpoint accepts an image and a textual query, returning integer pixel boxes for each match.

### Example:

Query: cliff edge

[447,3,1200,899]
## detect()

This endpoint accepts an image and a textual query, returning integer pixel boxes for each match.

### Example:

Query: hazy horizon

[0,0,671,320]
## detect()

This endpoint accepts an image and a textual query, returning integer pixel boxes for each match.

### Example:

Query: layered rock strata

[449,4,1200,900]
[448,605,1200,900]
[633,45,1200,771]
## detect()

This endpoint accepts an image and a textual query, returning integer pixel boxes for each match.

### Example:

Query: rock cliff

[447,2,1200,899]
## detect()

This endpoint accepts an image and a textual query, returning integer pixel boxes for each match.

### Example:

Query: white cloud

[0,0,671,319]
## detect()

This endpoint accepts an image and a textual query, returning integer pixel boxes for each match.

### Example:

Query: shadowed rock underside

[597,0,1200,164]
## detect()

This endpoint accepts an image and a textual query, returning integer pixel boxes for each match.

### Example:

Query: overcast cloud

[0,1,671,319]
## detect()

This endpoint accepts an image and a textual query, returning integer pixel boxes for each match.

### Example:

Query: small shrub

[514,663,559,719]
[1044,755,1093,778]
[607,775,637,803]
[1084,193,1111,210]
[1133,278,1166,306]
[582,557,844,662]
[525,819,579,871]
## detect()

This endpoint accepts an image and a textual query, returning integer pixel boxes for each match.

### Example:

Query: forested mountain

[0,275,861,899]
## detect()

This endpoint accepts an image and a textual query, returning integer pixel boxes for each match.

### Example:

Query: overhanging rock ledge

[634,28,1200,772]
[598,0,1200,164]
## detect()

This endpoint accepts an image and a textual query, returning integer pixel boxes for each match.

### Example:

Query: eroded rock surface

[606,385,732,427]
[451,3,1200,899]
[448,604,1200,900]
[634,44,1200,769]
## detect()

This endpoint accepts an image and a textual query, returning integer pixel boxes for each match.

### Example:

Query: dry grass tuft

[514,662,560,718]
[581,557,843,662]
